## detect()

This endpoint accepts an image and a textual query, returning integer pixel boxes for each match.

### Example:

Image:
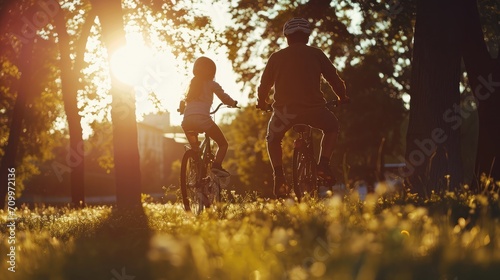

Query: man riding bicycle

[256,17,349,199]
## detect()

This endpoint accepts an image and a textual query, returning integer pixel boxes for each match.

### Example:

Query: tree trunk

[90,0,142,209]
[0,42,33,209]
[53,7,96,207]
[473,67,500,186]
[54,6,85,207]
[461,0,500,187]
[405,0,463,196]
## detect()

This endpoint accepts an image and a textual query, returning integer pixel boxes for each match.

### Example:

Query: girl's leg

[205,124,228,165]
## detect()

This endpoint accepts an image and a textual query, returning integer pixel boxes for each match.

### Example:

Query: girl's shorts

[181,114,216,132]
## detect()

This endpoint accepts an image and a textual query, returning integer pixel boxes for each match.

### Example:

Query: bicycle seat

[293,124,311,133]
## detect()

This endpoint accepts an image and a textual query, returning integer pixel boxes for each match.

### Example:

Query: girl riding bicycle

[180,56,238,177]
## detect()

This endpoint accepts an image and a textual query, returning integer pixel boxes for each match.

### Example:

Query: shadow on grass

[63,206,152,280]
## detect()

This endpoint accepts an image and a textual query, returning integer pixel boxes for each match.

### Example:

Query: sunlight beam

[110,43,153,86]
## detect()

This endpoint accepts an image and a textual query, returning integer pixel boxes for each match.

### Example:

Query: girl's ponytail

[185,76,202,101]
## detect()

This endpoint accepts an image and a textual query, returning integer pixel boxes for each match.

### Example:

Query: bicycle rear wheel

[292,147,317,201]
[180,150,204,214]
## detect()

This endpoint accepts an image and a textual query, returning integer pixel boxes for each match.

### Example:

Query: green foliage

[140,149,164,193]
[221,106,302,196]
[0,57,18,156]
[1,188,500,279]
[220,106,273,193]
[129,0,220,61]
[477,0,500,57]
[0,31,63,195]
[336,50,407,180]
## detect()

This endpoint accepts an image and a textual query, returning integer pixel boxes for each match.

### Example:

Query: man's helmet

[193,56,216,78]
[283,18,312,36]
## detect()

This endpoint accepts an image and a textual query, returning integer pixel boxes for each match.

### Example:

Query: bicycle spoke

[180,150,204,214]
[204,172,222,209]
[293,146,317,201]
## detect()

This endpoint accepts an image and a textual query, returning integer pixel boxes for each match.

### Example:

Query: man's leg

[267,144,284,177]
[319,131,338,163]
[306,107,339,182]
[266,110,294,197]
[266,109,296,176]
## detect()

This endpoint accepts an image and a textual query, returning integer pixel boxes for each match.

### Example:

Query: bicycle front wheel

[180,150,204,214]
[292,147,317,201]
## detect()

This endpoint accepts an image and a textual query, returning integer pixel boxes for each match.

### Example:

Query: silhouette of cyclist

[181,56,239,177]
[256,17,349,198]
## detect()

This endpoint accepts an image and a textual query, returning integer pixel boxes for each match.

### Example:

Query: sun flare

[109,42,191,123]
[110,44,154,86]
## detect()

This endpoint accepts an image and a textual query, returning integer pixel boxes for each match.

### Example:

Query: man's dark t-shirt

[257,43,345,112]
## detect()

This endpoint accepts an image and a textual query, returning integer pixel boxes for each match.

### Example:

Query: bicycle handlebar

[257,98,350,112]
[210,102,240,114]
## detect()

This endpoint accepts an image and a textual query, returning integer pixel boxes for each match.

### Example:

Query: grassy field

[1,186,500,280]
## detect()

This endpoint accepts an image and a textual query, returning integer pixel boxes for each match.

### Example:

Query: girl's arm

[212,81,238,106]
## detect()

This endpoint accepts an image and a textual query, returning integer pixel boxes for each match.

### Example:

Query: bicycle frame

[291,99,349,200]
[186,132,214,173]
[293,125,314,164]
[180,132,217,214]
[180,102,238,213]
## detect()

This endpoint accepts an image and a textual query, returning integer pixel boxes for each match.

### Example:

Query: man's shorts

[266,106,339,142]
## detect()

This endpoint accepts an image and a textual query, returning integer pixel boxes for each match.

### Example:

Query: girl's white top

[184,80,236,117]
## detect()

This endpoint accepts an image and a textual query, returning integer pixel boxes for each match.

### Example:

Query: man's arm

[257,55,275,108]
[320,52,347,100]
[324,68,347,99]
